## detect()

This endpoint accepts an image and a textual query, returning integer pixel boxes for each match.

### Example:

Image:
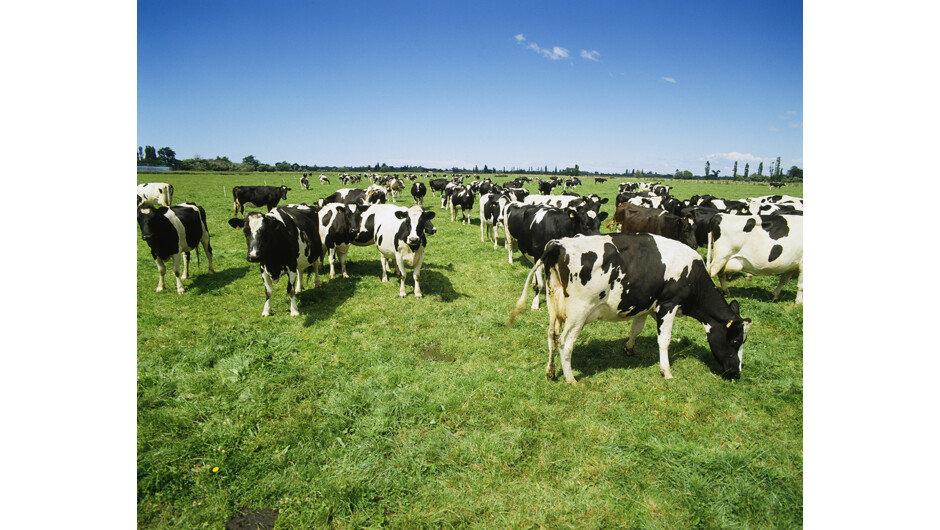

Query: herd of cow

[137,174,802,383]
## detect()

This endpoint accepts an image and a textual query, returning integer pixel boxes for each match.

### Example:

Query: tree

[775,157,782,178]
[705,161,710,179]
[757,161,764,176]
[483,164,489,173]
[733,161,738,178]
[242,155,259,171]
[711,169,721,178]
[157,147,178,168]
[787,166,803,180]
[744,163,750,179]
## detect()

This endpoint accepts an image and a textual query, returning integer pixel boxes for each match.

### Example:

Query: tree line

[138,145,802,182]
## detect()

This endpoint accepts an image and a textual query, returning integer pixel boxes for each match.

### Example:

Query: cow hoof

[415,293,423,299]
[661,370,674,380]
[342,273,349,279]
[565,378,579,385]
[177,288,185,295]
[290,310,300,316]
[399,293,407,298]
[623,346,635,356]
[155,286,163,293]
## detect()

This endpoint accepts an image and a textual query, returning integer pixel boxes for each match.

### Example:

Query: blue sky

[138,0,802,175]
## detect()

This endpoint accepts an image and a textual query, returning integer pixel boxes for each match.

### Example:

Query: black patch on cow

[579,251,597,286]
[760,216,791,240]
[321,210,333,226]
[768,244,783,262]
[743,218,756,232]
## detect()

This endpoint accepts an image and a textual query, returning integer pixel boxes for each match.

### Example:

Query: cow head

[567,207,609,236]
[228,212,269,262]
[676,217,698,249]
[279,185,291,199]
[137,205,168,241]
[395,208,436,251]
[704,300,752,379]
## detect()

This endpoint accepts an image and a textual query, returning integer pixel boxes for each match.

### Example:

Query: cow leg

[171,254,185,294]
[795,265,803,305]
[412,252,425,299]
[557,309,591,384]
[481,220,487,242]
[286,269,301,316]
[261,270,274,317]
[379,254,390,283]
[655,306,680,379]
[395,254,409,298]
[530,264,544,311]
[493,224,500,250]
[545,292,565,380]
[623,315,648,355]
[328,248,337,279]
[338,245,349,278]
[154,257,167,293]
[202,234,215,274]
[772,272,794,301]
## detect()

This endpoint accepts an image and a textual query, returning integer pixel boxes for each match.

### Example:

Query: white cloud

[580,50,600,61]
[661,76,676,83]
[704,152,765,164]
[516,34,570,60]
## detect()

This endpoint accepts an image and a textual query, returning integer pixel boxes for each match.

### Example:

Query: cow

[318,188,367,207]
[429,178,449,197]
[228,204,323,317]
[365,185,387,204]
[448,185,474,224]
[769,182,785,189]
[651,184,672,196]
[137,202,214,294]
[411,181,427,206]
[537,180,556,195]
[480,192,509,248]
[707,214,803,304]
[232,185,291,216]
[594,177,607,184]
[679,205,722,248]
[300,175,310,190]
[319,175,330,185]
[504,203,609,310]
[508,233,751,384]
[613,203,697,248]
[370,204,437,298]
[316,203,354,280]
[386,177,405,202]
[137,182,174,208]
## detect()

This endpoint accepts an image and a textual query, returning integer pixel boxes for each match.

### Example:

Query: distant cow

[320,175,330,185]
[319,188,367,207]
[769,182,785,189]
[537,180,556,195]
[371,205,437,298]
[448,185,474,224]
[137,182,174,208]
[479,192,510,248]
[228,204,323,316]
[386,177,405,201]
[300,175,310,190]
[317,203,354,280]
[137,202,214,294]
[707,214,803,304]
[411,181,427,206]
[613,203,697,248]
[232,185,291,216]
[508,233,751,383]
[429,178,449,196]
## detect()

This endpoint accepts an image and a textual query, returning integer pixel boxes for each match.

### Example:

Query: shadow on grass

[296,261,366,324]
[564,335,726,381]
[187,264,250,293]
[419,269,468,303]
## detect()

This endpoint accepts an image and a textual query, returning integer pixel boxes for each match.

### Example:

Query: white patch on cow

[652,234,699,282]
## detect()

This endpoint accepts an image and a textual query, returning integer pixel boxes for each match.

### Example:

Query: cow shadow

[297,261,366,324]
[187,264,250,293]
[418,267,468,303]
[566,335,725,381]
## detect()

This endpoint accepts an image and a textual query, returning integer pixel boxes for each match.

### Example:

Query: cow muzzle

[247,251,261,263]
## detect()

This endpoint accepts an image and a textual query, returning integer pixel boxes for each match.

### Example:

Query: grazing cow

[386,177,405,202]
[137,182,174,208]
[613,203,697,248]
[319,175,330,185]
[137,203,214,294]
[319,188,367,207]
[769,182,785,189]
[508,233,751,383]
[537,180,556,195]
[429,178,449,196]
[411,181,427,206]
[707,214,803,304]
[228,204,323,317]
[317,203,354,279]
[504,203,609,309]
[365,185,387,204]
[448,185,474,224]
[679,205,722,248]
[371,205,437,298]
[594,177,607,184]
[300,175,310,190]
[479,180,500,196]
[651,184,672,196]
[232,185,291,216]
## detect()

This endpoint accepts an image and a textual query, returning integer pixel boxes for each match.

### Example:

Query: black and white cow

[370,204,437,298]
[232,185,291,216]
[300,175,310,190]
[448,185,474,224]
[228,204,323,316]
[137,203,214,294]
[319,188,367,207]
[479,192,510,248]
[365,184,387,204]
[316,203,355,280]
[537,179,557,195]
[429,178,449,197]
[508,233,751,383]
[504,203,609,309]
[319,175,330,185]
[411,181,427,207]
[707,214,803,304]
[137,182,174,208]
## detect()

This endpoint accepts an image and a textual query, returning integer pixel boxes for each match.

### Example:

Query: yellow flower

[212,467,219,473]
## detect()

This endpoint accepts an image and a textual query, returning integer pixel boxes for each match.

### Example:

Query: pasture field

[137,172,803,528]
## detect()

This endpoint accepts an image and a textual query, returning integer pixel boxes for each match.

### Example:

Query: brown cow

[612,203,697,249]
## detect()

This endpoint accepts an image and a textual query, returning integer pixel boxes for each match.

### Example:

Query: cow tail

[706,229,713,271]
[507,259,543,326]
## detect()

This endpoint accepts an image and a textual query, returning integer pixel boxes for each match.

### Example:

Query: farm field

[137,172,803,528]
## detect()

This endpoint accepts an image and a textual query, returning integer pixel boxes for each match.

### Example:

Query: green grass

[137,172,802,528]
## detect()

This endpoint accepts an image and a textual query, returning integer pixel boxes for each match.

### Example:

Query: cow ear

[228,218,245,229]
[598,211,609,221]
[395,211,409,219]
[728,299,740,314]
[423,211,436,220]
[600,198,609,204]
